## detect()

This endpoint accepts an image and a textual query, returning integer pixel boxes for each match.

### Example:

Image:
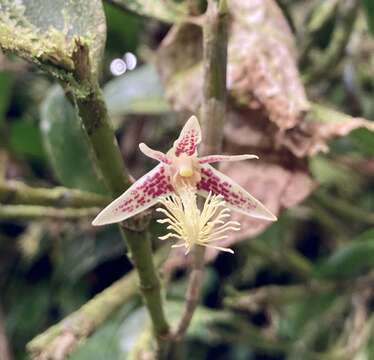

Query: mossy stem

[0,181,109,208]
[69,40,171,355]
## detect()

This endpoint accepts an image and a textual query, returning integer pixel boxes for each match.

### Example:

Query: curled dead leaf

[156,0,374,270]
[157,0,309,130]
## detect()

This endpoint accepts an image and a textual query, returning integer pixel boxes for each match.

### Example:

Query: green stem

[0,181,109,208]
[120,228,170,350]
[69,40,170,355]
[200,0,228,157]
[174,245,205,339]
[174,0,229,340]
[0,205,100,221]
[71,41,131,195]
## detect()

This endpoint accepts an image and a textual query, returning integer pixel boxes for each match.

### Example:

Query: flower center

[168,153,201,191]
[179,166,194,177]
[156,188,240,254]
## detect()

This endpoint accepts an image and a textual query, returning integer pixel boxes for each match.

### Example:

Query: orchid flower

[92,116,276,226]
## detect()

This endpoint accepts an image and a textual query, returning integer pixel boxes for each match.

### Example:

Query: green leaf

[0,72,13,126]
[104,4,143,54]
[70,303,137,360]
[106,0,188,24]
[10,120,45,160]
[54,227,122,283]
[315,231,374,279]
[104,65,171,117]
[350,128,374,156]
[0,0,106,75]
[40,84,107,194]
[362,0,374,35]
[309,156,362,194]
[278,293,337,340]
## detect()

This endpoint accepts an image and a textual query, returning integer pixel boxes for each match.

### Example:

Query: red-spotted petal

[92,164,173,226]
[196,164,277,221]
[139,143,171,164]
[199,154,259,164]
[173,115,202,157]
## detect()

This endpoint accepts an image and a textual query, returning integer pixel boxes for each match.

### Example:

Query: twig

[224,283,334,312]
[0,205,100,221]
[27,270,137,359]
[173,245,205,339]
[225,271,374,324]
[27,246,169,359]
[174,0,229,340]
[0,181,109,208]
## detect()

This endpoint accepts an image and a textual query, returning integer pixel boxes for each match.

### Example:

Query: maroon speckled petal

[92,164,173,225]
[173,115,201,157]
[199,154,259,164]
[196,164,276,221]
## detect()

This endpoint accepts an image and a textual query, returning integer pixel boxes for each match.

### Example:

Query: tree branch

[0,181,109,208]
[0,205,100,221]
[27,246,169,359]
[69,40,171,355]
[27,270,137,360]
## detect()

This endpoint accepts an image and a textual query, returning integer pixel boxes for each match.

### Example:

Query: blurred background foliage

[1,0,374,359]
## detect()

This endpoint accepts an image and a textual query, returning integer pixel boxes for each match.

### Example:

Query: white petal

[197,164,277,221]
[199,154,259,164]
[92,164,173,226]
[139,143,171,164]
[173,115,202,156]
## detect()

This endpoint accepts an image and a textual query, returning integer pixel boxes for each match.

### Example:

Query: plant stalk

[0,181,109,208]
[174,0,229,340]
[0,205,100,221]
[69,40,171,354]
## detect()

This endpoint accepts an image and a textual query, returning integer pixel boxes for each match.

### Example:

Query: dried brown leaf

[157,0,374,270]
[157,0,309,129]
